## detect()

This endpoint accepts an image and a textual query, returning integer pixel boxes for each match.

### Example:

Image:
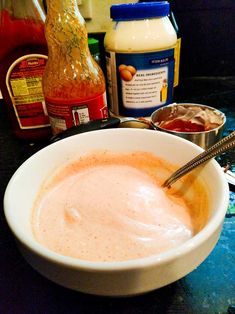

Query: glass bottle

[0,0,51,141]
[43,0,108,135]
[104,2,177,117]
[88,37,101,66]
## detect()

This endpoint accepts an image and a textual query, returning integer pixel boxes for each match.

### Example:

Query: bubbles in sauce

[32,151,209,262]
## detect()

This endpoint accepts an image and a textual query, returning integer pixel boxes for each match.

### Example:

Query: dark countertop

[0,77,234,314]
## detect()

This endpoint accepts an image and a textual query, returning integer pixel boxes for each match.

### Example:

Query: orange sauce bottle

[43,0,108,135]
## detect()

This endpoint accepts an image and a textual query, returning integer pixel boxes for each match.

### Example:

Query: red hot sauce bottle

[0,0,51,141]
[42,0,108,136]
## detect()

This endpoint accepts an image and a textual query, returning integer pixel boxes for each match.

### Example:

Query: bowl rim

[3,129,230,271]
[151,102,226,135]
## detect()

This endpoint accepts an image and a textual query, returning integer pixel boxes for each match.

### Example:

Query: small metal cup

[151,103,226,149]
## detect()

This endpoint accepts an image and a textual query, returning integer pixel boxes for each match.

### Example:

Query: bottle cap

[88,38,99,56]
[110,2,170,21]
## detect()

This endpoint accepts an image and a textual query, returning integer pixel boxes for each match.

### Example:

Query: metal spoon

[162,131,235,188]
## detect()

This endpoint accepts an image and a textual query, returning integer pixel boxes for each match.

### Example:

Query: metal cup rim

[150,103,226,135]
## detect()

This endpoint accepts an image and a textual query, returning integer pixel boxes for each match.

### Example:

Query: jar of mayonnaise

[104,1,177,117]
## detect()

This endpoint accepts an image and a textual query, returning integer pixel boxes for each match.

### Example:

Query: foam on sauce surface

[32,151,209,262]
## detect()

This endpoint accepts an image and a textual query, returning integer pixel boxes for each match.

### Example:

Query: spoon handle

[162,131,235,188]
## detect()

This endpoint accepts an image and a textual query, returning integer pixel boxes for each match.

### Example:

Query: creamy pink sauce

[32,152,207,262]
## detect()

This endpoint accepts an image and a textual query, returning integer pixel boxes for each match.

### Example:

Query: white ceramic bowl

[4,129,229,297]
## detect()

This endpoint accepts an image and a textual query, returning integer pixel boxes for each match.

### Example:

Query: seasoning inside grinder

[154,104,224,132]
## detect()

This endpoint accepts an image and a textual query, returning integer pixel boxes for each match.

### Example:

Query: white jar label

[105,49,175,117]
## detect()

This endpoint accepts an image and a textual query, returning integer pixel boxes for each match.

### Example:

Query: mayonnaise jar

[104,1,177,117]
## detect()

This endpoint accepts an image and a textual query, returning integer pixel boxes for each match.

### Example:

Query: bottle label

[174,38,181,87]
[45,93,108,135]
[105,49,175,117]
[6,54,50,129]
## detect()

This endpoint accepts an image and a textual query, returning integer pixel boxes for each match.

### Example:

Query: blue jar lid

[110,2,170,21]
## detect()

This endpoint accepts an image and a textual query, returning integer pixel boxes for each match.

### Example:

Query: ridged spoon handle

[162,131,235,188]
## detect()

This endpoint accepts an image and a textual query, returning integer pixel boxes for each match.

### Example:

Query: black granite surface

[0,77,234,314]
